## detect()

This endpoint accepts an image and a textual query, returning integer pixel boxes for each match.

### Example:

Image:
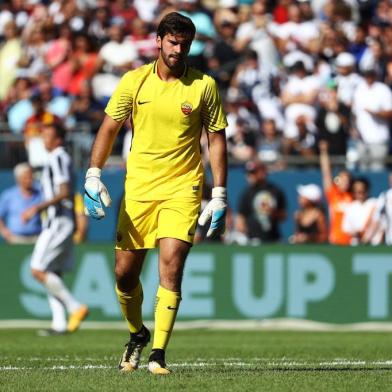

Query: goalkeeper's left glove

[84,167,112,219]
[198,186,227,238]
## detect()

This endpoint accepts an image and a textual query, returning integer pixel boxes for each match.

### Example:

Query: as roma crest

[181,102,193,115]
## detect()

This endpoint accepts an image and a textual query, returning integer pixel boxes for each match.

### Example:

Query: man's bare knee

[31,269,46,283]
[159,238,190,291]
[115,249,146,291]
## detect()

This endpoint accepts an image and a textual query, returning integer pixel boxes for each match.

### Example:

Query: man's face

[157,33,192,71]
[17,169,33,190]
[42,125,58,152]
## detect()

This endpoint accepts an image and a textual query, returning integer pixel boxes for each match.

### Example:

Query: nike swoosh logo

[138,100,151,105]
[167,306,178,310]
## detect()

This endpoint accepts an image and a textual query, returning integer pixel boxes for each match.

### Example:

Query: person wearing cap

[351,64,392,171]
[236,159,286,244]
[289,183,328,244]
[334,52,362,109]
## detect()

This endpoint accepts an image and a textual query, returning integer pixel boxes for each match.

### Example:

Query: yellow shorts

[115,197,201,250]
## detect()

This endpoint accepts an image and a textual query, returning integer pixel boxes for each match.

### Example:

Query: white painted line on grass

[2,359,392,371]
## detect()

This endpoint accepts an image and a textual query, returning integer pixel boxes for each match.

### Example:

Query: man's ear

[156,36,162,49]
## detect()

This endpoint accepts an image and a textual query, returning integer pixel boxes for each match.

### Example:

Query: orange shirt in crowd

[325,184,353,245]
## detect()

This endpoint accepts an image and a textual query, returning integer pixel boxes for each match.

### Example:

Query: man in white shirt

[92,22,138,101]
[280,60,320,139]
[351,67,392,171]
[342,178,378,245]
[334,52,362,108]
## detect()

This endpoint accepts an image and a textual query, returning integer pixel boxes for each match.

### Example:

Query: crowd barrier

[1,168,389,242]
[1,243,391,324]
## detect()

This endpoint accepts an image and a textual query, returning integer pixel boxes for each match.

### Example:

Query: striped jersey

[41,146,74,227]
[105,61,228,200]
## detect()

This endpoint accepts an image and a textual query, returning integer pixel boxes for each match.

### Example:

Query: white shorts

[30,216,75,273]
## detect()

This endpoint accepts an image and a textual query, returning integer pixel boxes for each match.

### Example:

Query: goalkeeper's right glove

[84,168,112,219]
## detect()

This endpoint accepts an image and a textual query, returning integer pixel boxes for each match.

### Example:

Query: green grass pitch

[2,328,392,391]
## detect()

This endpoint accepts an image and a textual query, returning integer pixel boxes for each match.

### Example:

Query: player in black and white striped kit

[22,123,88,335]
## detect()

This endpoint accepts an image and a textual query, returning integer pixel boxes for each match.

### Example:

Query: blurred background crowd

[0,0,392,245]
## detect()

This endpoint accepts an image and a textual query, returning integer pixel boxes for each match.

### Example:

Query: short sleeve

[51,153,70,185]
[201,76,228,132]
[105,72,134,122]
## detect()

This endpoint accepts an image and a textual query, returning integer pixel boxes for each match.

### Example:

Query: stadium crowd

[0,0,392,245]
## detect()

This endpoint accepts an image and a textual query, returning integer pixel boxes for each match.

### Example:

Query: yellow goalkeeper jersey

[105,61,227,200]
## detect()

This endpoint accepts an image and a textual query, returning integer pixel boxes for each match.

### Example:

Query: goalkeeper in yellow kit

[83,12,228,374]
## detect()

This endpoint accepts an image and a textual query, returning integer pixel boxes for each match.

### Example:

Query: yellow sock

[115,282,143,333]
[152,285,181,350]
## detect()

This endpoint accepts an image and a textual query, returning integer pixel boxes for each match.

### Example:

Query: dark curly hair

[157,12,196,41]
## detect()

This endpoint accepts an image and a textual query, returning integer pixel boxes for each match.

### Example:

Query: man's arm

[0,218,13,242]
[198,129,228,238]
[22,183,70,222]
[84,115,124,219]
[318,140,333,191]
[89,115,124,168]
[206,129,227,187]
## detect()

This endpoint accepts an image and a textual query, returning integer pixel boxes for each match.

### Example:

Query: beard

[160,49,185,72]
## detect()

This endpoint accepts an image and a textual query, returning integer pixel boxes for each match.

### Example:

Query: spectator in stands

[87,6,112,46]
[45,23,73,95]
[234,0,278,72]
[316,80,350,157]
[110,0,139,35]
[0,163,42,244]
[351,65,392,171]
[177,0,216,72]
[224,86,259,143]
[92,21,138,103]
[319,140,352,245]
[128,17,158,65]
[256,119,285,172]
[0,20,22,101]
[231,49,283,130]
[280,60,320,140]
[68,81,104,134]
[289,184,327,244]
[342,177,379,245]
[6,77,34,134]
[17,24,48,79]
[227,117,256,162]
[207,10,240,92]
[282,114,317,162]
[236,159,287,244]
[359,38,388,82]
[67,33,100,97]
[334,52,362,109]
[348,24,367,64]
[269,2,319,56]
